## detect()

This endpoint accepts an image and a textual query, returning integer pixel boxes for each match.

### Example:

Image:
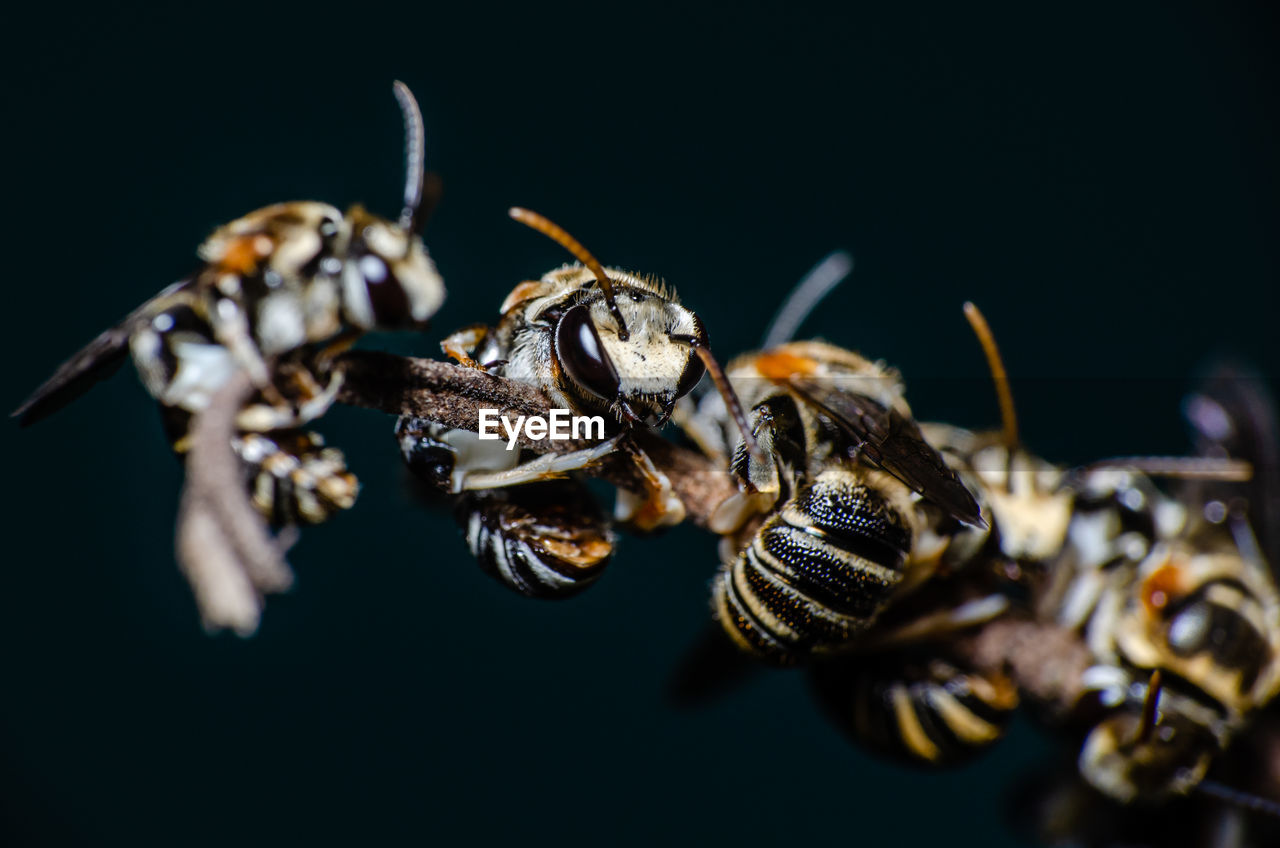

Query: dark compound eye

[360,253,412,327]
[555,303,620,401]
[673,318,709,399]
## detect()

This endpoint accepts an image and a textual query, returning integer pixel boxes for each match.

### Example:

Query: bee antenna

[963,302,1019,449]
[762,250,855,348]
[1084,456,1253,481]
[1196,780,1280,819]
[691,345,764,464]
[508,208,629,341]
[392,81,427,234]
[1134,670,1162,745]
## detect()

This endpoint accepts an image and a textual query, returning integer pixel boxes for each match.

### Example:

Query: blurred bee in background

[811,309,1280,799]
[13,82,445,526]
[1010,365,1280,846]
[1035,364,1280,808]
[398,209,757,597]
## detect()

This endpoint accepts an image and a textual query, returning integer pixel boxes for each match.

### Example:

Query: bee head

[552,271,707,426]
[508,208,759,458]
[339,82,444,330]
[339,206,444,330]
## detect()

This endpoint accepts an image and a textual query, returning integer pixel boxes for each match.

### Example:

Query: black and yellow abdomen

[812,655,1019,765]
[712,467,915,665]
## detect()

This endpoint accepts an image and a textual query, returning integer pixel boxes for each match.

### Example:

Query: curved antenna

[762,250,854,348]
[1134,670,1162,745]
[508,207,629,340]
[392,81,427,234]
[1084,456,1253,481]
[669,332,762,464]
[692,346,763,464]
[963,302,1019,449]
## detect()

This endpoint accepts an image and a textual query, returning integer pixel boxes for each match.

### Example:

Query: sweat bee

[814,311,1280,802]
[398,209,754,598]
[13,82,445,526]
[674,251,987,666]
[1039,380,1280,806]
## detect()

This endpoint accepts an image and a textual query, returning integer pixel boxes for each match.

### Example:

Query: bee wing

[12,279,195,426]
[1184,359,1280,572]
[787,374,986,527]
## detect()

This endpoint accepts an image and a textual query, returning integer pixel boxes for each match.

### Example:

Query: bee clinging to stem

[682,269,989,664]
[421,207,758,532]
[13,81,446,526]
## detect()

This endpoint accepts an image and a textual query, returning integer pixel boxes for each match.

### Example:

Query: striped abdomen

[712,468,914,664]
[812,655,1019,765]
[235,430,358,526]
[460,480,614,599]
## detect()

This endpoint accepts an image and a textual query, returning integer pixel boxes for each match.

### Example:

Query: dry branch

[332,350,739,529]
[954,617,1096,715]
[330,349,1097,713]
[168,346,1101,715]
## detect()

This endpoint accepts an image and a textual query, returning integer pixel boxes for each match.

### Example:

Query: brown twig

[332,350,738,529]
[952,616,1096,715]
[159,347,1097,714]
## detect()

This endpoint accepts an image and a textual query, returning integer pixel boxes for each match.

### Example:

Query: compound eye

[359,253,412,327]
[555,303,620,401]
[673,319,709,399]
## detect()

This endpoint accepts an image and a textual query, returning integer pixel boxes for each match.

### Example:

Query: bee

[13,82,445,525]
[1032,370,1280,806]
[684,338,987,665]
[1059,482,1280,804]
[394,209,757,597]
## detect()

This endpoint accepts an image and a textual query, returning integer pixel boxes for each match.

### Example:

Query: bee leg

[614,437,687,531]
[671,394,730,467]
[440,324,493,371]
[208,299,288,406]
[234,361,344,432]
[236,430,359,526]
[709,397,806,534]
[168,401,357,526]
[456,435,624,491]
[312,329,362,372]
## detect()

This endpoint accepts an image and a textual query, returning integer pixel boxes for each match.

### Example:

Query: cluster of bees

[14,83,1280,842]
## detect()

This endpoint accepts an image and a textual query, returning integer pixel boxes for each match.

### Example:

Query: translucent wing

[12,279,195,426]
[1184,359,1280,572]
[786,374,986,527]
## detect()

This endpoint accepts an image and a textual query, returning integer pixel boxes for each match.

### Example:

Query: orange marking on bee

[755,350,817,382]
[1141,560,1188,616]
[540,536,611,568]
[219,234,271,275]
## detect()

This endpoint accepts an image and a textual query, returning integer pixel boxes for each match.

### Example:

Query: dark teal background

[4,3,1278,845]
